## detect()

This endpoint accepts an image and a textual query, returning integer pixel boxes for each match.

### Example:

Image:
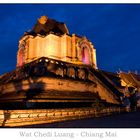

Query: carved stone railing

[0,57,95,85]
[0,107,127,127]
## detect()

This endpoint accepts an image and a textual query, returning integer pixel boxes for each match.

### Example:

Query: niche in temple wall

[76,37,92,65]
[17,41,26,67]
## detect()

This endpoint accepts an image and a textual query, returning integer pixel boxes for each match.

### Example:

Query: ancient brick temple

[0,15,140,109]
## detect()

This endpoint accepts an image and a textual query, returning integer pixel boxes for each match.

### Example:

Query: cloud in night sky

[0,4,140,74]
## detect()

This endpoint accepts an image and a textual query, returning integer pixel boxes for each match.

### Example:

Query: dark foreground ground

[23,111,140,128]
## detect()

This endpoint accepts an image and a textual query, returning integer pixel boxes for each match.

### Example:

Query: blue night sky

[0,4,140,75]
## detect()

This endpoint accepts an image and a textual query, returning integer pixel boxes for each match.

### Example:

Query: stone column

[71,34,76,62]
[93,48,97,69]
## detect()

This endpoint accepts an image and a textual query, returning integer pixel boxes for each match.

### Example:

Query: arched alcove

[82,47,90,65]
[17,47,25,67]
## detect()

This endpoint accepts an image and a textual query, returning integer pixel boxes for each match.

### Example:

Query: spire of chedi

[27,15,69,36]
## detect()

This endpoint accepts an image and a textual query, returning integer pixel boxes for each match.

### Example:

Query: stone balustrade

[0,107,126,127]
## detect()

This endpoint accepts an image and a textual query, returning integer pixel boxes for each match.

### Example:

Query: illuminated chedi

[0,15,140,113]
[17,16,97,69]
[0,15,125,110]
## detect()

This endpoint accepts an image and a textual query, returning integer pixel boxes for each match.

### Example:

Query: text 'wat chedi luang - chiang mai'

[0,16,140,127]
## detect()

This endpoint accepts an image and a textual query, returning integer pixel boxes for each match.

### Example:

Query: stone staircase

[89,68,122,104]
